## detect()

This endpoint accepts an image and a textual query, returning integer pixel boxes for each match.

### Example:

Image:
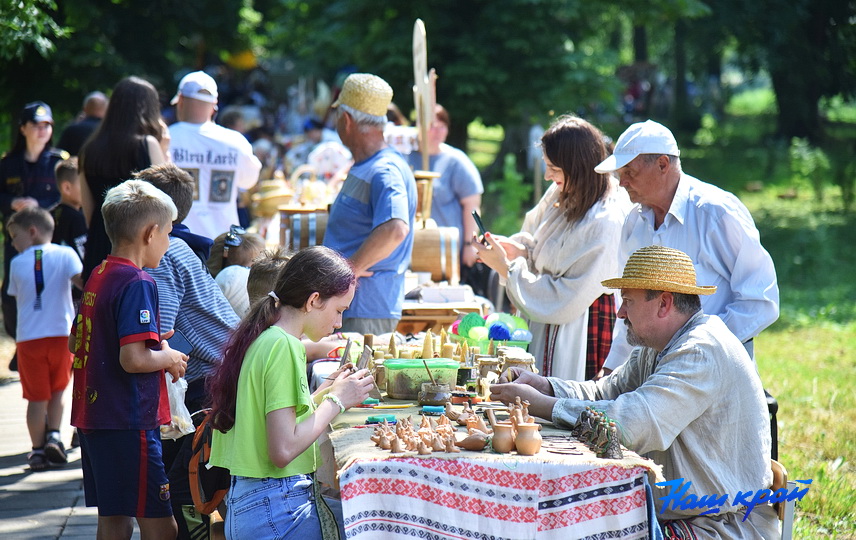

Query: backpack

[188,409,231,514]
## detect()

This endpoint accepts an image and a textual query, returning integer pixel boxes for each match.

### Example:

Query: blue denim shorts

[225,474,321,540]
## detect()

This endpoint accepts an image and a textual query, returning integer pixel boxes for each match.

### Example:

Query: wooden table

[397,301,486,334]
[324,401,661,540]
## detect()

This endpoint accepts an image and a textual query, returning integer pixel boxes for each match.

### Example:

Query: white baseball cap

[594,119,680,173]
[170,71,218,105]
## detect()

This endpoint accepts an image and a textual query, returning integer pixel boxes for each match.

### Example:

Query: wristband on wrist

[323,393,346,414]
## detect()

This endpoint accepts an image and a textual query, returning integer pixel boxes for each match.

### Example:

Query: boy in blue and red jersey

[70,179,188,540]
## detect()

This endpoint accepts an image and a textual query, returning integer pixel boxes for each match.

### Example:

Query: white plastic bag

[161,375,196,440]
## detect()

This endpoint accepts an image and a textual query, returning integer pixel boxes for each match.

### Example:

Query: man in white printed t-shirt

[169,71,261,240]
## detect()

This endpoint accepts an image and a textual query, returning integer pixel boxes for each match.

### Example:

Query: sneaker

[44,432,67,464]
[27,450,49,472]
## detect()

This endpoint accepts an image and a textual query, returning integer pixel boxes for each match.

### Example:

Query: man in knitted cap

[491,246,778,539]
[594,120,779,376]
[323,73,417,334]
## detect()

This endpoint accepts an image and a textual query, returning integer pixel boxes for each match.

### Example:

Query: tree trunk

[769,70,821,142]
[447,119,470,154]
[633,26,648,63]
[483,122,530,187]
[671,19,700,132]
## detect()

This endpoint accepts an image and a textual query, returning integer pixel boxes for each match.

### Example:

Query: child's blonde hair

[207,230,265,276]
[246,247,293,305]
[7,207,55,236]
[102,179,177,245]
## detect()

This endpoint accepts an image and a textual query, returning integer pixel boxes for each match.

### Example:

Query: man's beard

[625,320,646,347]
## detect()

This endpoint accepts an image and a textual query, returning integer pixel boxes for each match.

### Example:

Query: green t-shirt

[210,326,319,478]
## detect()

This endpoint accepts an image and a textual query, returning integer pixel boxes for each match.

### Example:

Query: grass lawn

[748,187,856,538]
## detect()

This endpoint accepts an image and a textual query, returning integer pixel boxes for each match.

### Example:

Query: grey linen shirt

[549,312,778,538]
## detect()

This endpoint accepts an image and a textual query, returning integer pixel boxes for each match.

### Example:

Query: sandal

[27,451,49,472]
[45,432,68,464]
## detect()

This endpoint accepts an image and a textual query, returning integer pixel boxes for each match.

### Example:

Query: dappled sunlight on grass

[757,325,856,537]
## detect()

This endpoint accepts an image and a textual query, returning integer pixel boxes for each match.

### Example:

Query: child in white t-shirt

[207,226,264,316]
[7,207,82,471]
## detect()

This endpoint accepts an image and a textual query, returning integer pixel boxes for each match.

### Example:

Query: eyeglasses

[223,225,245,267]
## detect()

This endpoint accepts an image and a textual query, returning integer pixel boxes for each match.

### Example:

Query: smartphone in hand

[472,210,487,236]
[166,329,193,356]
[471,210,489,245]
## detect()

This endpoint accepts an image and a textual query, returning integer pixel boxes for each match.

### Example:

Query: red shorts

[17,336,73,401]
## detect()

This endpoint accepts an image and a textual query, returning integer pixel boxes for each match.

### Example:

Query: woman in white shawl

[474,115,630,380]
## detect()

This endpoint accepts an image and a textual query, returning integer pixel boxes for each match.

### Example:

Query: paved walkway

[0,373,141,539]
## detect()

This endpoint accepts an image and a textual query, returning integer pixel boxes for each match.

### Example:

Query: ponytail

[207,245,355,432]
[207,293,280,432]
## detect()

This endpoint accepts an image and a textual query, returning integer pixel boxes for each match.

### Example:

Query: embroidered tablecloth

[330,423,660,540]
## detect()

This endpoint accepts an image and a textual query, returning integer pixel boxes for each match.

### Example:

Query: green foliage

[705,0,856,139]
[725,87,777,116]
[691,114,717,146]
[0,0,254,143]
[789,138,831,202]
[484,154,530,236]
[466,119,503,170]
[821,95,856,123]
[261,0,623,142]
[0,0,68,61]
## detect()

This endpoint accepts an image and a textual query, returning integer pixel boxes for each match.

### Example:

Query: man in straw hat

[323,73,417,334]
[491,245,778,539]
[594,119,778,377]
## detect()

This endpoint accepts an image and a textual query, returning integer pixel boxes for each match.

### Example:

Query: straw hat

[331,73,393,117]
[602,245,716,295]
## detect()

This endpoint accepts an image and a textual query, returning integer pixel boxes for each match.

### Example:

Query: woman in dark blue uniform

[0,101,67,362]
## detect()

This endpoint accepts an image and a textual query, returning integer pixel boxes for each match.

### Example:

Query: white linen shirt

[504,180,631,380]
[549,312,779,538]
[604,173,779,370]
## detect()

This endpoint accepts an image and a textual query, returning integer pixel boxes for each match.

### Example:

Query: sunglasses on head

[224,225,245,248]
[223,225,246,267]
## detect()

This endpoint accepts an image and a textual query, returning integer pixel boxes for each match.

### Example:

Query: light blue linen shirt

[407,143,483,247]
[324,147,417,320]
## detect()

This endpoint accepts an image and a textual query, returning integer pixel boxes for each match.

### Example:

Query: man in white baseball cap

[593,119,779,377]
[170,71,219,105]
[168,71,260,240]
[594,119,680,173]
